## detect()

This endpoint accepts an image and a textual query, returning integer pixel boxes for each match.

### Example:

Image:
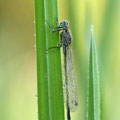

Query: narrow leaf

[87,25,100,120]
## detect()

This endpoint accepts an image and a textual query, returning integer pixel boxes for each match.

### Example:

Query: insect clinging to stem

[46,19,78,120]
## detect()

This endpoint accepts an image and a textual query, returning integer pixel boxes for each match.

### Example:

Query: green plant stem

[34,0,49,119]
[45,0,65,120]
[34,0,65,120]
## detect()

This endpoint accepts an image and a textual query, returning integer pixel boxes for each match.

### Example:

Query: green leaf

[34,0,65,120]
[87,25,100,120]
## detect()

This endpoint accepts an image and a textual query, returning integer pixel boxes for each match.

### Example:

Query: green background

[0,0,120,120]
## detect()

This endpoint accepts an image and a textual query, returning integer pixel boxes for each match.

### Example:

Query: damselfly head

[60,20,68,28]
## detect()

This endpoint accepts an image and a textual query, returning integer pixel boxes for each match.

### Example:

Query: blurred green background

[0,0,120,120]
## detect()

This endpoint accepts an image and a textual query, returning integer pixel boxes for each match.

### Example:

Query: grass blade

[87,25,100,120]
[44,0,65,120]
[34,0,65,120]
[34,0,49,119]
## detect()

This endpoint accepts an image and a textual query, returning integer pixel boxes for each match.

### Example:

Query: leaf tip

[91,24,94,32]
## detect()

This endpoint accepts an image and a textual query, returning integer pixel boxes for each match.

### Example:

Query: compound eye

[60,20,68,27]
[63,21,67,25]
[64,20,68,26]
[63,21,66,24]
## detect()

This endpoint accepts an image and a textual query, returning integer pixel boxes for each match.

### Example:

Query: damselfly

[46,19,78,120]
